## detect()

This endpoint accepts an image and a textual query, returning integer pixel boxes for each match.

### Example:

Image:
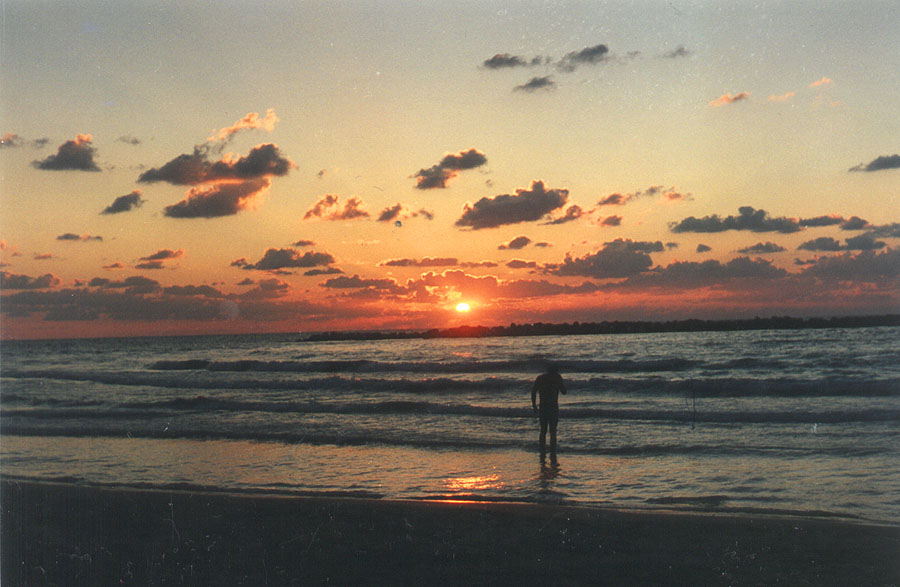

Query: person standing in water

[531,364,567,451]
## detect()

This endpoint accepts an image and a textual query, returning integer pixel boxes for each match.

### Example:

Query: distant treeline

[300,314,900,342]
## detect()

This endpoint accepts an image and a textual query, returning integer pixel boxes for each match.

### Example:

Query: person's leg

[548,411,559,449]
[539,412,548,448]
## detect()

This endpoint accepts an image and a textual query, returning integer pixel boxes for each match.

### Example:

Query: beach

[3,480,898,586]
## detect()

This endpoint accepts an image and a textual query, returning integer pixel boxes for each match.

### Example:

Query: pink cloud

[810,77,833,88]
[207,108,279,143]
[708,92,750,107]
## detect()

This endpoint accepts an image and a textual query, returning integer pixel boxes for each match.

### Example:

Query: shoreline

[4,479,898,585]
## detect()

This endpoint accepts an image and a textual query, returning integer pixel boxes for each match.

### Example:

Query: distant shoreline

[300,313,900,342]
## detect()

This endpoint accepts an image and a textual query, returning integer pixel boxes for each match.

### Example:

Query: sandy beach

[2,480,897,586]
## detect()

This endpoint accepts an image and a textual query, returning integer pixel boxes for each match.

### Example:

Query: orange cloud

[768,91,796,102]
[810,77,833,87]
[208,108,279,143]
[708,92,750,107]
[304,195,370,221]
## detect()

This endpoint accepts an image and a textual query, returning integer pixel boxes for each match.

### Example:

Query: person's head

[545,363,559,375]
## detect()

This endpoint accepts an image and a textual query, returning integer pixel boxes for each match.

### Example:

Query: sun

[455,302,471,313]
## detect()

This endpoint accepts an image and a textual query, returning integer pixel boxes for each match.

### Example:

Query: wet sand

[2,480,898,585]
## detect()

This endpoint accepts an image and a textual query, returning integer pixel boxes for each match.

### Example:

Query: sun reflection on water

[443,473,504,493]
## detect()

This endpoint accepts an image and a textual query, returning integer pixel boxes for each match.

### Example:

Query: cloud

[164,177,271,218]
[380,257,458,267]
[810,77,833,87]
[376,204,434,223]
[304,195,370,220]
[558,44,610,71]
[207,108,279,143]
[543,205,584,225]
[506,259,538,269]
[90,275,161,294]
[660,46,690,59]
[135,261,167,270]
[619,257,787,288]
[456,180,569,230]
[413,148,487,189]
[670,207,801,234]
[162,285,224,298]
[57,233,103,242]
[140,249,184,262]
[599,215,622,227]
[303,267,343,276]
[291,239,316,247]
[1,133,23,148]
[499,236,531,250]
[737,242,786,254]
[545,239,660,278]
[139,143,293,185]
[321,275,403,292]
[768,91,796,103]
[103,262,126,270]
[840,216,870,230]
[798,235,886,252]
[595,185,690,207]
[116,135,141,145]
[236,277,291,300]
[514,76,556,92]
[241,247,336,271]
[849,154,900,172]
[865,223,900,239]
[708,92,750,107]
[32,134,100,171]
[482,53,543,69]
[102,190,145,215]
[1,271,61,290]
[33,253,55,260]
[799,248,899,281]
[799,214,844,227]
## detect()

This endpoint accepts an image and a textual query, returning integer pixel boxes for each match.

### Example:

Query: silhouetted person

[531,364,566,450]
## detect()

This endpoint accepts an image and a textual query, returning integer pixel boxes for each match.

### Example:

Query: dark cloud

[798,235,886,251]
[670,207,801,234]
[0,133,23,148]
[117,135,141,146]
[840,216,870,230]
[558,44,610,71]
[291,239,316,247]
[799,215,844,228]
[599,215,622,227]
[848,154,900,172]
[483,53,530,69]
[321,275,403,292]
[376,204,434,223]
[697,244,712,253]
[620,257,787,288]
[90,275,161,294]
[103,262,126,270]
[506,259,538,269]
[141,249,184,261]
[33,253,55,260]
[865,223,900,239]
[737,242,786,254]
[303,195,370,220]
[139,143,293,185]
[661,46,691,58]
[235,277,290,300]
[0,271,61,290]
[514,76,556,92]
[57,233,103,242]
[413,148,488,189]
[303,267,344,276]
[456,180,569,230]
[242,247,336,271]
[380,257,458,268]
[799,248,900,281]
[459,260,499,268]
[102,190,144,215]
[163,177,271,218]
[546,239,660,278]
[499,236,531,250]
[595,186,689,208]
[32,134,100,171]
[135,261,165,270]
[162,285,223,298]
[544,205,584,225]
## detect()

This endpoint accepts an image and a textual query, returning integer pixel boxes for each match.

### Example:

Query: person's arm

[531,379,538,412]
[559,374,567,395]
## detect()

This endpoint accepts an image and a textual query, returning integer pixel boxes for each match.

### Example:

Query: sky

[1,0,898,339]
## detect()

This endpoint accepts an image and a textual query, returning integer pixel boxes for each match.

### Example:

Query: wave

[5,398,899,424]
[3,368,898,398]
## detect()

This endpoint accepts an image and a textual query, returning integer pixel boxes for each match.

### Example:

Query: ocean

[2,326,898,523]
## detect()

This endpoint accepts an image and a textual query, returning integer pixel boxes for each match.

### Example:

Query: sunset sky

[2,0,898,339]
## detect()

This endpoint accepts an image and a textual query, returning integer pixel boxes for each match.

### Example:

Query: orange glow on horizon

[455,302,471,312]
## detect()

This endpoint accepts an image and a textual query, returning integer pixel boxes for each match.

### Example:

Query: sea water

[2,327,898,523]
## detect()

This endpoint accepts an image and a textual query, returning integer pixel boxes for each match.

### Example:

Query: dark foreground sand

[2,480,898,586]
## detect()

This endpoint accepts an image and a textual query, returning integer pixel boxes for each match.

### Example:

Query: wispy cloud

[101,190,144,215]
[514,76,556,92]
[206,108,279,144]
[708,92,750,107]
[768,91,796,102]
[57,233,103,242]
[849,154,900,173]
[809,76,833,87]
[304,195,370,221]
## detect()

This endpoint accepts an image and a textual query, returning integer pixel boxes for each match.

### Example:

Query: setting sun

[455,302,471,313]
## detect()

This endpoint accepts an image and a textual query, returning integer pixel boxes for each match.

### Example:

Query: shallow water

[2,327,898,522]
